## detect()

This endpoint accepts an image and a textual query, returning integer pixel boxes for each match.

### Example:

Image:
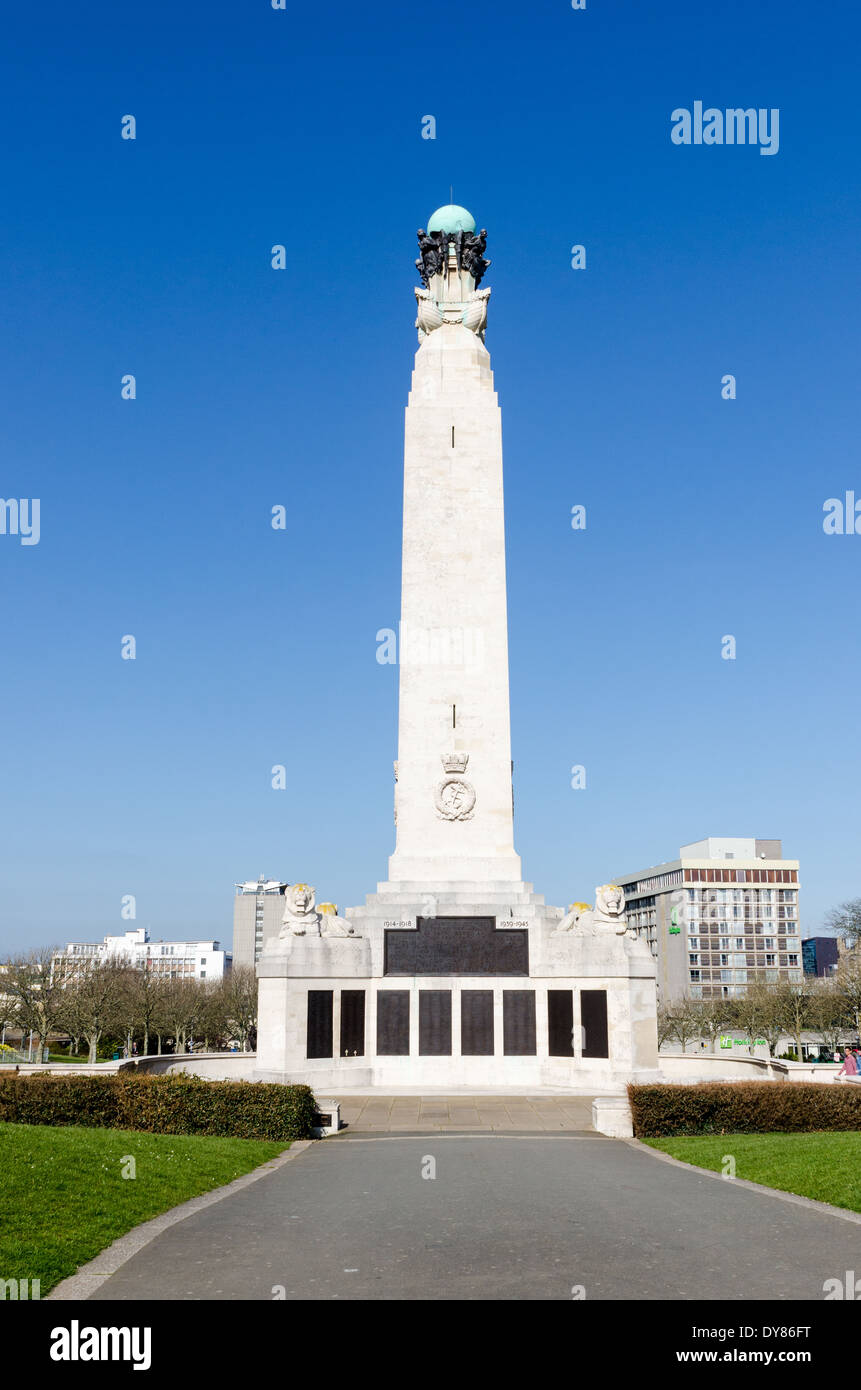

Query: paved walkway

[329,1094,597,1131]
[85,1135,860,1301]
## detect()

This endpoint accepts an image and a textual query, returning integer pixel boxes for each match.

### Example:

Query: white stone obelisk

[387,205,522,885]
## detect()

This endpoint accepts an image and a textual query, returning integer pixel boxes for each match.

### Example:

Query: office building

[614,838,801,1001]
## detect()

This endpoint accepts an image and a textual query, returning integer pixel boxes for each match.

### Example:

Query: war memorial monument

[255,205,660,1092]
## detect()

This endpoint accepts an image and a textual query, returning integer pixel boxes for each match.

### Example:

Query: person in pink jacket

[836,1049,858,1079]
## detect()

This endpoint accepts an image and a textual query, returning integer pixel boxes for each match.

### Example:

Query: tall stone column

[387,207,522,886]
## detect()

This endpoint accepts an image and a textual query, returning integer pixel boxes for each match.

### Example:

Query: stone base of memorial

[254,883,659,1093]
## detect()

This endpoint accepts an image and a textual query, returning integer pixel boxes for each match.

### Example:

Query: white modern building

[614,838,801,1002]
[53,928,231,981]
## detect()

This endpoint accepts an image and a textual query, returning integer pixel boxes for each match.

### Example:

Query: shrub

[0,1074,317,1142]
[629,1081,861,1138]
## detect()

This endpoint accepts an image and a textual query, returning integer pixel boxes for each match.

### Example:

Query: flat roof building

[802,936,839,977]
[614,838,801,1002]
[53,928,230,982]
[233,876,289,968]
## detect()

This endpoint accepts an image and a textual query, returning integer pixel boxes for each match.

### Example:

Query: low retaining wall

[130,1052,258,1080]
[658,1053,845,1084]
[8,1053,258,1081]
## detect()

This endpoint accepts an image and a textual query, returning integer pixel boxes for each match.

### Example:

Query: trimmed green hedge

[629,1082,861,1138]
[0,1074,317,1142]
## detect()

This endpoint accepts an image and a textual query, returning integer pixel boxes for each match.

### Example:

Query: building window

[689,954,699,966]
[689,970,700,982]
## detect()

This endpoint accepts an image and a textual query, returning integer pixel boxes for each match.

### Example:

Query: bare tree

[665,997,699,1052]
[217,966,258,1052]
[656,1001,676,1049]
[729,979,781,1056]
[774,975,818,1062]
[118,966,166,1057]
[60,961,128,1063]
[809,983,851,1057]
[160,979,202,1054]
[0,973,21,1048]
[824,900,861,950]
[3,948,70,1055]
[834,951,861,1040]
[688,997,734,1053]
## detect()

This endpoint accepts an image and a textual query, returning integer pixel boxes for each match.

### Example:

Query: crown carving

[441,752,469,774]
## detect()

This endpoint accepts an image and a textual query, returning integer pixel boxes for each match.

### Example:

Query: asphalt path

[88,1134,860,1301]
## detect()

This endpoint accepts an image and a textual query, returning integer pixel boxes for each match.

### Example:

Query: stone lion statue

[594,883,626,931]
[554,884,628,936]
[279,884,356,939]
[280,883,317,935]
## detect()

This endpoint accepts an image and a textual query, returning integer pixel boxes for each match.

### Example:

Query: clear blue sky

[1,0,858,954]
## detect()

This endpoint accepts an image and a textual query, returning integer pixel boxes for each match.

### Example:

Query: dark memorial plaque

[419,990,452,1055]
[548,989,574,1057]
[307,990,333,1059]
[376,991,410,1055]
[503,990,536,1056]
[581,989,609,1059]
[384,916,528,976]
[339,990,365,1057]
[461,990,494,1056]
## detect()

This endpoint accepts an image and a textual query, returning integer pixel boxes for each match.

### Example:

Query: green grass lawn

[643,1132,861,1213]
[0,1122,288,1293]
